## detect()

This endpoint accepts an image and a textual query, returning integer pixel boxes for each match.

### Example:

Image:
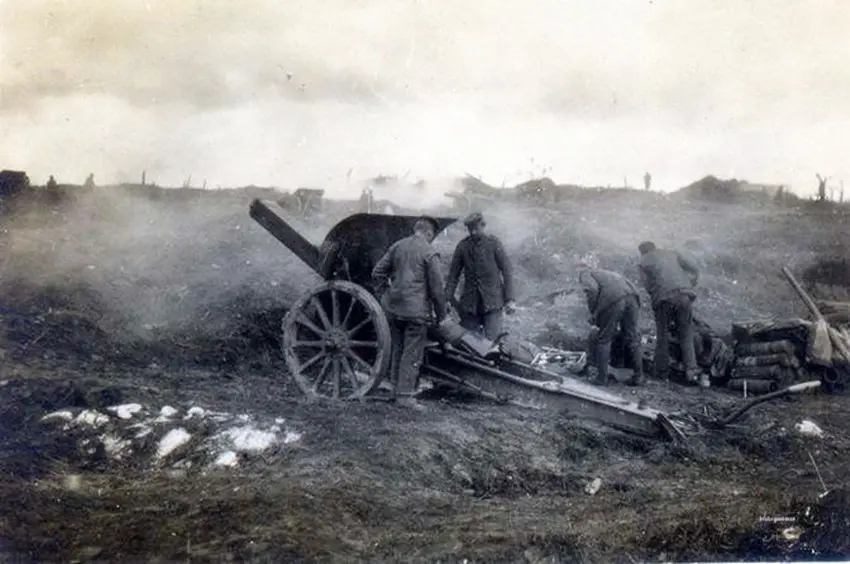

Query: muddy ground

[1,185,849,562]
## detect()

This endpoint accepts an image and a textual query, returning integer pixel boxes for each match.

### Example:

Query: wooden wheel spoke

[345,349,374,374]
[340,296,355,329]
[330,289,340,327]
[310,297,333,330]
[295,313,326,338]
[300,351,326,373]
[347,316,373,337]
[348,340,379,348]
[339,355,360,387]
[311,358,332,394]
[331,359,341,398]
[294,340,325,348]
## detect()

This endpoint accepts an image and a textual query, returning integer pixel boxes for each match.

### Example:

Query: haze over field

[2,0,849,197]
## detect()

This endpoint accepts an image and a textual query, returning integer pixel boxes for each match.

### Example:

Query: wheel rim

[283,280,390,399]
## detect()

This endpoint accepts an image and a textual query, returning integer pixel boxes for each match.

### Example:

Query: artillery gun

[249,199,691,440]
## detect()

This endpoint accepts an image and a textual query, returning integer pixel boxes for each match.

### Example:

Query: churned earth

[0,184,848,562]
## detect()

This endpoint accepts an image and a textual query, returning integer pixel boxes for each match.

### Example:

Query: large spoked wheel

[282,280,391,399]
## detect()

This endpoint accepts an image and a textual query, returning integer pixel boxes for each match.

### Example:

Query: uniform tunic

[445,234,514,316]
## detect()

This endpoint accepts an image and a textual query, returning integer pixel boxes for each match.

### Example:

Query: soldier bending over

[579,265,644,386]
[638,241,707,387]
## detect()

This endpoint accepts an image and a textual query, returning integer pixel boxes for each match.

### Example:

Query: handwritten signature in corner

[758,516,796,523]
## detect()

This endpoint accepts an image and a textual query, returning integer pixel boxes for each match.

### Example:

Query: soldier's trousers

[388,316,428,396]
[591,295,642,381]
[460,310,503,341]
[653,292,698,377]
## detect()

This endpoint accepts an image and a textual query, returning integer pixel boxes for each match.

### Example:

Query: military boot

[396,397,426,411]
[627,370,646,387]
[587,366,609,386]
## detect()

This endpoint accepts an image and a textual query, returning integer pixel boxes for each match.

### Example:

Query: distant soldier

[638,241,706,387]
[644,172,652,191]
[445,212,516,341]
[359,186,374,213]
[816,174,828,202]
[83,173,95,189]
[46,175,58,192]
[372,217,448,409]
[578,265,644,386]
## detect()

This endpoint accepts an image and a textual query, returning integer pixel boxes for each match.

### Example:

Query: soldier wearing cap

[372,216,448,409]
[445,211,516,340]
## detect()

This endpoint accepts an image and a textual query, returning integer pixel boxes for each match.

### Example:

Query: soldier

[445,212,516,341]
[372,217,448,409]
[644,172,652,191]
[637,241,707,387]
[46,175,58,192]
[578,265,644,386]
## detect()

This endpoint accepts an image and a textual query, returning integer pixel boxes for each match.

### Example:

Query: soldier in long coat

[445,212,516,341]
[372,217,448,408]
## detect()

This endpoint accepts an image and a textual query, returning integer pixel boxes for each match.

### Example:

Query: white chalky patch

[41,410,74,422]
[221,426,277,452]
[75,410,110,427]
[107,403,143,420]
[283,431,302,444]
[185,406,205,419]
[101,434,131,459]
[156,428,192,459]
[795,420,823,438]
[214,451,239,467]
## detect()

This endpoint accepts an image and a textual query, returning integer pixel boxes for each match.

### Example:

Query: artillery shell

[727,378,779,394]
[734,353,801,369]
[732,364,788,380]
[734,340,796,358]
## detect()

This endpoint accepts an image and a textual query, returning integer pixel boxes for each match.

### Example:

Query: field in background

[1,182,849,561]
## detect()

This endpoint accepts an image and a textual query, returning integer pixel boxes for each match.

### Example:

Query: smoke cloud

[3,0,850,196]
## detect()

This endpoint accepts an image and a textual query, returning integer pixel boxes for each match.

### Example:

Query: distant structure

[46,175,58,192]
[644,172,652,191]
[0,170,30,198]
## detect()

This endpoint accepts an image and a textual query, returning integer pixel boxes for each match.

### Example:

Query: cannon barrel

[250,199,323,273]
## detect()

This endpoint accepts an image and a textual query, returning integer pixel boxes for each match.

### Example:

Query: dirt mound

[674,175,772,204]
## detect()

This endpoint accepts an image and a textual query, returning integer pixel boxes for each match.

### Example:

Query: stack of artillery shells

[729,339,803,394]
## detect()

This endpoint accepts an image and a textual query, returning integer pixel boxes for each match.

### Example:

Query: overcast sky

[2,0,848,197]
